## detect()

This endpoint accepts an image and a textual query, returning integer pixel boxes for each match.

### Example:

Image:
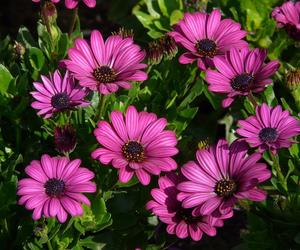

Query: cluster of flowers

[18,2,300,240]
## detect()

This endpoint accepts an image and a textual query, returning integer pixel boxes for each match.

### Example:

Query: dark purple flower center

[93,66,117,83]
[122,141,145,162]
[177,208,201,224]
[44,178,65,197]
[51,93,70,110]
[195,39,217,58]
[215,179,236,197]
[259,127,278,143]
[231,73,254,92]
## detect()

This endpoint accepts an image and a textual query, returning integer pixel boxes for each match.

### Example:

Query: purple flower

[91,106,178,185]
[64,30,147,95]
[206,48,280,108]
[237,103,300,154]
[65,0,96,9]
[177,139,271,217]
[272,1,300,40]
[147,173,224,241]
[32,0,96,9]
[32,0,60,3]
[169,10,248,71]
[31,70,89,119]
[17,155,96,223]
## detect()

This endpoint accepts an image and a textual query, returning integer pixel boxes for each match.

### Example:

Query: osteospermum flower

[169,10,248,70]
[65,0,96,9]
[91,106,178,185]
[272,1,300,40]
[63,30,147,94]
[206,48,280,108]
[177,139,271,217]
[146,173,224,241]
[31,70,89,119]
[17,155,96,223]
[237,103,300,154]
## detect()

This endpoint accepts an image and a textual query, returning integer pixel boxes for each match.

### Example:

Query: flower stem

[269,151,287,192]
[47,240,53,250]
[95,94,106,121]
[247,91,257,108]
[68,8,78,37]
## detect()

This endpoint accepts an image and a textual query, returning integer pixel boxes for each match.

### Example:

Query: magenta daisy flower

[206,48,280,108]
[65,0,96,9]
[146,173,224,241]
[237,103,300,154]
[169,10,248,71]
[17,155,96,223]
[63,30,147,94]
[272,1,300,40]
[91,106,178,185]
[31,70,89,119]
[177,139,271,217]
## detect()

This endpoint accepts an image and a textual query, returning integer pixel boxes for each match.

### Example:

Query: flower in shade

[17,154,96,223]
[63,30,147,94]
[272,1,300,41]
[169,10,248,71]
[32,0,60,3]
[54,125,77,154]
[31,70,89,119]
[177,139,271,218]
[206,48,280,108]
[91,106,178,185]
[65,0,96,9]
[146,173,224,241]
[236,103,300,154]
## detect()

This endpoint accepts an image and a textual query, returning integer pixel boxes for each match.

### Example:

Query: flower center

[215,179,236,197]
[44,178,65,197]
[231,73,254,92]
[259,127,278,143]
[51,93,70,110]
[195,39,217,58]
[177,208,201,224]
[122,141,145,162]
[93,66,117,83]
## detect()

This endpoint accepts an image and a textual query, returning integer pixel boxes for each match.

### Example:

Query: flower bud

[147,40,163,65]
[54,125,77,154]
[13,41,26,58]
[159,35,178,60]
[286,69,300,90]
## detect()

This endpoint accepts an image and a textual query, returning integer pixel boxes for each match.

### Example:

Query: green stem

[270,151,287,192]
[68,8,78,37]
[47,240,53,250]
[95,94,106,121]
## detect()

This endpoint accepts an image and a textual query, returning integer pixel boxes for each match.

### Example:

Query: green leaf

[29,47,45,71]
[170,10,183,26]
[17,26,38,49]
[0,64,14,94]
